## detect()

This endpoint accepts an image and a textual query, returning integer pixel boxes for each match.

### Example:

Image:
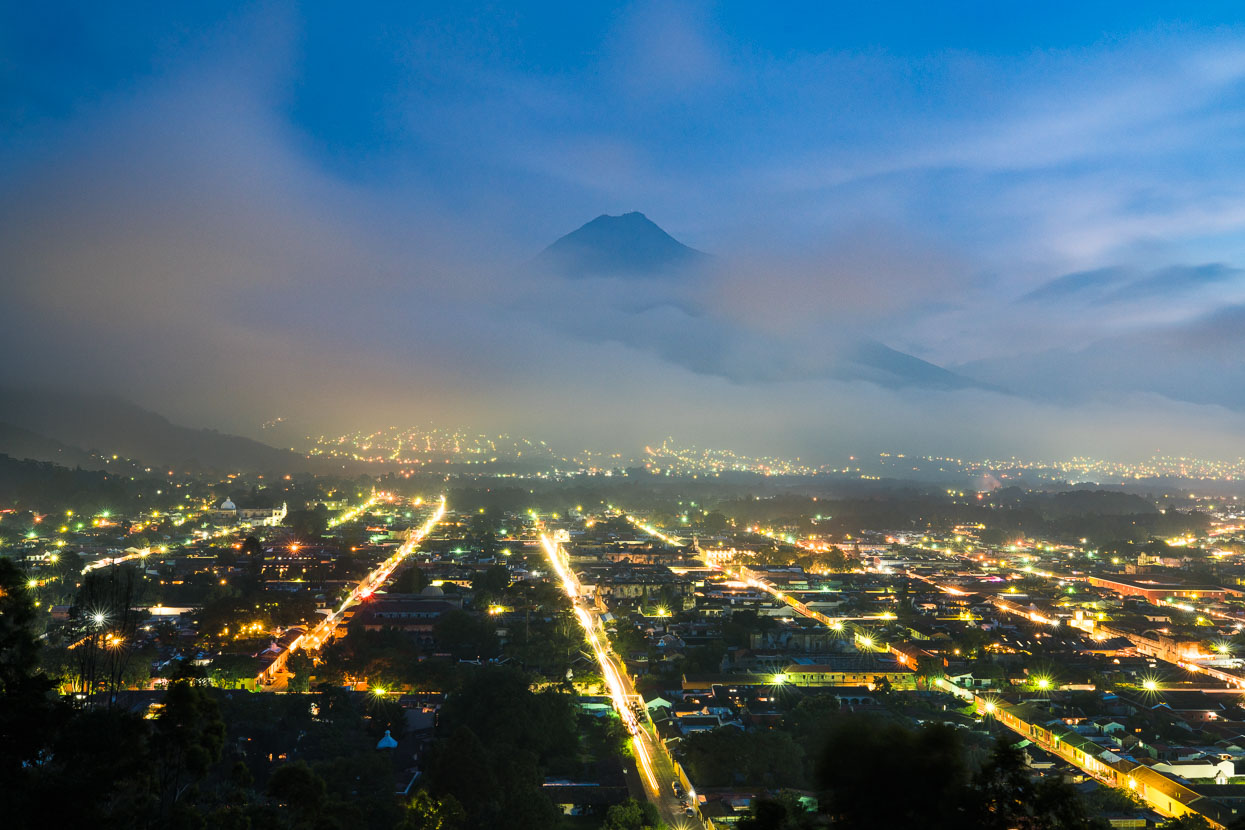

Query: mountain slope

[0,387,308,472]
[535,212,707,278]
[0,422,103,468]
[844,341,997,391]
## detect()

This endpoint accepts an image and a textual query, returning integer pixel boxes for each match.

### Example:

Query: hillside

[0,387,309,472]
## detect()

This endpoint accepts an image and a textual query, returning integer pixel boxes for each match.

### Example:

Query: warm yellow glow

[541,533,659,793]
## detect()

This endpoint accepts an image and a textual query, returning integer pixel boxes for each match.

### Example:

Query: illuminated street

[541,534,701,828]
[297,496,445,654]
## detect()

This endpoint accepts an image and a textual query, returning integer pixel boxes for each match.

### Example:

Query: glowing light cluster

[298,496,446,653]
[540,534,660,794]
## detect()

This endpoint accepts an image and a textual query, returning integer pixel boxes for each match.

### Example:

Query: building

[212,498,288,526]
[1086,576,1228,603]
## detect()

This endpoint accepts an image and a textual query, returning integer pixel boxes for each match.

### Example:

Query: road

[299,495,446,652]
[540,534,700,829]
[624,514,888,647]
[258,496,446,689]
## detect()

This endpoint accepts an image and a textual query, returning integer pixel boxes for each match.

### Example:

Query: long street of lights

[539,534,660,793]
[298,496,446,652]
[623,514,885,648]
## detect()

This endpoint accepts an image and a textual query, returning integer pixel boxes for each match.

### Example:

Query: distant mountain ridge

[0,387,308,472]
[535,212,994,393]
[845,341,998,391]
[0,421,102,468]
[536,212,708,278]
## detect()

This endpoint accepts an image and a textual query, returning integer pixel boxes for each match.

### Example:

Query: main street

[625,514,885,646]
[260,496,446,688]
[301,495,446,651]
[540,534,700,829]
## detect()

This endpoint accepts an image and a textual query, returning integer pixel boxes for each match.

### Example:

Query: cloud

[1107,263,1242,302]
[7,7,1245,462]
[605,0,727,97]
[1020,263,1244,306]
[1019,267,1128,303]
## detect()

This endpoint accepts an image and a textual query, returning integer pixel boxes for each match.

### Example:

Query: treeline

[712,488,1208,546]
[420,667,582,829]
[689,702,1120,830]
[0,453,186,516]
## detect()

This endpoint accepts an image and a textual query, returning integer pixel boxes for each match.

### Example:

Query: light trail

[541,534,659,792]
[624,513,866,640]
[298,496,446,652]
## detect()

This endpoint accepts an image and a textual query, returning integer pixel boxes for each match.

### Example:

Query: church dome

[376,729,398,750]
[419,585,444,597]
[220,498,236,510]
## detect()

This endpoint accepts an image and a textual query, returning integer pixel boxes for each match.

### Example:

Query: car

[672,781,683,796]
[684,807,696,817]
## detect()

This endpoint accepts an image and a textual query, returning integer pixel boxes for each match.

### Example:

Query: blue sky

[6,2,1245,459]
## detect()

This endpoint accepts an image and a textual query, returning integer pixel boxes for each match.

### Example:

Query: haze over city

[21,6,1245,830]
[6,3,1245,461]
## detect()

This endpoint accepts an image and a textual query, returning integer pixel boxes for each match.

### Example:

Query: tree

[471,564,510,598]
[786,693,840,755]
[603,798,662,830]
[702,511,729,533]
[287,505,329,541]
[428,669,576,829]
[267,760,327,823]
[739,793,816,830]
[286,651,315,693]
[152,680,226,817]
[682,727,806,788]
[71,564,147,702]
[915,655,946,689]
[398,790,465,830]
[0,559,66,820]
[241,534,263,558]
[433,610,498,659]
[394,565,430,594]
[816,717,969,830]
[1161,817,1211,830]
